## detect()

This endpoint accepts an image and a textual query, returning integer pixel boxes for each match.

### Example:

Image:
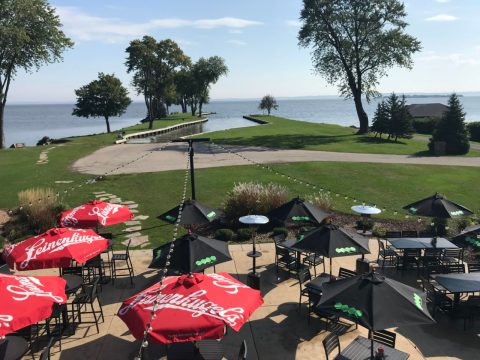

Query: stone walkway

[72,143,480,175]
[37,144,65,165]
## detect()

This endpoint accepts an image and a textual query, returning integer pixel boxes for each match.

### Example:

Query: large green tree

[0,0,73,148]
[298,0,421,134]
[72,73,131,133]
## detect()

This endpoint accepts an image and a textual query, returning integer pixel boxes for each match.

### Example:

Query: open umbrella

[292,224,370,274]
[158,199,223,227]
[2,228,109,271]
[148,233,232,273]
[118,272,263,344]
[452,225,480,250]
[268,197,331,226]
[317,271,435,359]
[60,200,133,228]
[403,193,473,219]
[0,273,67,337]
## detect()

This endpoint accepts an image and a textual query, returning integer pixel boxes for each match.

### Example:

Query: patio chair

[397,249,420,271]
[424,282,453,318]
[302,252,324,277]
[385,231,401,238]
[368,329,396,348]
[297,267,312,312]
[237,340,247,360]
[11,325,38,359]
[111,239,135,286]
[401,230,418,238]
[337,267,357,279]
[71,278,104,333]
[273,233,286,245]
[39,337,55,360]
[44,303,65,351]
[84,255,109,287]
[442,248,464,265]
[467,262,480,273]
[275,244,297,279]
[444,263,465,273]
[450,302,476,331]
[322,333,341,360]
[421,249,444,270]
[377,239,399,268]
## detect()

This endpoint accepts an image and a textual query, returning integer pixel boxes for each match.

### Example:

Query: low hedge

[467,122,480,142]
[412,117,438,135]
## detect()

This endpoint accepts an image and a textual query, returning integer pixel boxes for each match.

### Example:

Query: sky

[7,0,480,104]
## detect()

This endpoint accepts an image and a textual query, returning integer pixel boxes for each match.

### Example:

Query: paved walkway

[72,143,480,175]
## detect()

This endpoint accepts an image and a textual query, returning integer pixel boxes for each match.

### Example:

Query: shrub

[272,227,288,238]
[223,182,289,224]
[305,192,332,211]
[412,117,438,135]
[467,122,480,142]
[236,228,253,241]
[214,228,235,242]
[18,188,61,233]
[372,224,387,238]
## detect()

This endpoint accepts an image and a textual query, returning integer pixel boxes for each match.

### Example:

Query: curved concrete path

[72,142,480,175]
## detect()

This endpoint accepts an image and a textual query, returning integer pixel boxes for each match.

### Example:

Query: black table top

[335,336,409,360]
[62,274,83,294]
[166,340,224,360]
[0,336,29,360]
[388,237,458,250]
[430,273,480,293]
[305,273,334,294]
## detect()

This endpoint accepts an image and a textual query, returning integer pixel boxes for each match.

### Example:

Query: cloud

[435,0,450,3]
[227,39,247,46]
[55,6,262,43]
[425,14,458,21]
[417,52,479,65]
[286,20,302,27]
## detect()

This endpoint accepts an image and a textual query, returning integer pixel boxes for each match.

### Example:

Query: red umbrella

[0,274,67,337]
[2,228,109,271]
[60,200,133,228]
[118,272,263,344]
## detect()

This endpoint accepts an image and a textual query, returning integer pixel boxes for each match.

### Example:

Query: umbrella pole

[330,258,332,276]
[371,337,374,359]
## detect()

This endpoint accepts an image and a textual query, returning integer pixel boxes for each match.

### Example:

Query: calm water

[4,96,480,146]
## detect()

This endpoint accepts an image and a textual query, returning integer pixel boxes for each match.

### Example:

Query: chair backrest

[445,263,465,273]
[369,329,396,348]
[338,267,357,279]
[86,277,101,301]
[426,264,446,276]
[377,239,386,252]
[322,333,340,360]
[424,249,443,258]
[237,340,247,360]
[275,245,292,259]
[61,266,83,276]
[443,248,462,260]
[468,262,480,273]
[39,337,54,360]
[401,230,418,238]
[125,239,132,256]
[298,267,311,286]
[273,234,286,244]
[403,249,420,257]
[385,231,401,238]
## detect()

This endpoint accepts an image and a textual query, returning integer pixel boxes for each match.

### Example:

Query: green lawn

[203,115,480,156]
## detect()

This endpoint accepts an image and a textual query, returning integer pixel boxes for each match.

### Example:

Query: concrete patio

[22,239,480,360]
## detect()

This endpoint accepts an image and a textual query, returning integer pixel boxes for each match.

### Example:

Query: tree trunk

[0,104,4,148]
[148,96,154,130]
[352,92,369,134]
[104,116,111,133]
[198,102,203,117]
[267,108,271,115]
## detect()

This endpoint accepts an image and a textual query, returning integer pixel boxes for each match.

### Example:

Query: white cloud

[286,20,302,27]
[417,53,479,65]
[435,0,450,3]
[425,14,458,21]
[55,6,262,43]
[227,39,247,46]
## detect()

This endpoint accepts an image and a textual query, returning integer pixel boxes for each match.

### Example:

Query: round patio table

[0,336,28,360]
[351,205,381,235]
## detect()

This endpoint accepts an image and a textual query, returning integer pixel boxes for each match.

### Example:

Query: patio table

[388,237,458,250]
[0,336,28,360]
[430,272,480,306]
[335,336,409,360]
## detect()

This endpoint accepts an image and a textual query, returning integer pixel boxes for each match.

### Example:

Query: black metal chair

[297,267,312,312]
[377,239,398,268]
[467,262,480,273]
[44,303,65,351]
[424,282,453,318]
[237,340,247,360]
[71,278,104,333]
[111,239,134,286]
[445,263,465,273]
[442,248,464,265]
[397,249,420,271]
[368,329,396,348]
[401,230,418,238]
[302,252,324,277]
[385,231,401,238]
[322,333,341,360]
[275,244,297,279]
[337,267,357,279]
[421,249,444,270]
[273,234,286,245]
[11,325,38,360]
[39,337,55,360]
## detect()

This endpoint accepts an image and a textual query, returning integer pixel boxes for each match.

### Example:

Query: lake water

[4,96,480,146]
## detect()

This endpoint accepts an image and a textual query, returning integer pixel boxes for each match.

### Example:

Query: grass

[202,115,480,156]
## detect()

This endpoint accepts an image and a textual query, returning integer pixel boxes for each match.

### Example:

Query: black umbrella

[157,199,223,227]
[403,193,473,219]
[292,224,370,274]
[268,197,331,226]
[318,271,435,359]
[149,233,232,273]
[452,225,480,250]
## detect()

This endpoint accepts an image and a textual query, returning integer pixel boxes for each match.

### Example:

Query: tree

[389,94,413,141]
[371,100,389,138]
[259,95,279,115]
[0,0,73,148]
[298,0,421,134]
[72,73,131,133]
[192,56,228,117]
[429,94,470,155]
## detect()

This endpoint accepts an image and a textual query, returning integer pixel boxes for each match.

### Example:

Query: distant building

[406,103,449,118]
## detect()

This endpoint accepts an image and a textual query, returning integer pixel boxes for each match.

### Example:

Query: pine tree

[429,93,470,155]
[371,100,389,138]
[390,95,413,141]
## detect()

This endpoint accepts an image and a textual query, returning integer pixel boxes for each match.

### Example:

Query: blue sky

[7,0,480,103]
